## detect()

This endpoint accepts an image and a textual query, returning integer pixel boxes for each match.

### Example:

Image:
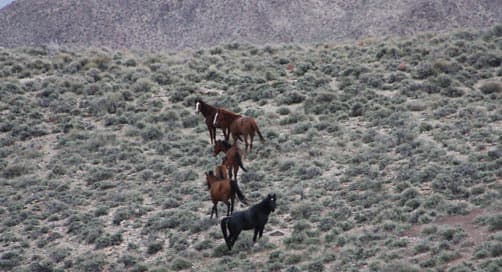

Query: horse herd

[195,99,276,251]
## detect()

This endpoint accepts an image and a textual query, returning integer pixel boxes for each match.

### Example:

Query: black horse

[220,193,276,250]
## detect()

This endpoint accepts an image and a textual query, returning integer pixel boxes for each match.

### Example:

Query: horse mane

[219,108,241,118]
[197,99,216,109]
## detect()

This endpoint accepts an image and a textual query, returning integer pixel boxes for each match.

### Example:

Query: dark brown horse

[206,171,248,219]
[213,109,265,152]
[214,140,247,180]
[195,99,229,144]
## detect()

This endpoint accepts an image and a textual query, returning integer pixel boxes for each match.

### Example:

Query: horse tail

[236,152,247,172]
[221,216,231,249]
[253,120,265,142]
[230,179,248,205]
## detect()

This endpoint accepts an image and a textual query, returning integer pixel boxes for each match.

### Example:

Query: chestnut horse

[215,164,229,180]
[206,171,248,218]
[213,109,265,152]
[195,99,229,144]
[214,140,247,180]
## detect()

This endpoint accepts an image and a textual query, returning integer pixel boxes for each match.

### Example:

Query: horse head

[205,171,216,189]
[266,193,277,212]
[195,99,202,114]
[213,140,224,156]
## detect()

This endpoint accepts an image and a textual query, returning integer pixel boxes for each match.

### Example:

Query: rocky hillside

[0,0,500,50]
[0,26,501,271]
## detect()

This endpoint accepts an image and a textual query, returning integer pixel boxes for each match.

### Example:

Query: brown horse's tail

[221,216,231,250]
[253,120,265,143]
[230,179,248,205]
[236,152,247,172]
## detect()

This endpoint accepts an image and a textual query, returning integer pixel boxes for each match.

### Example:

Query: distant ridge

[0,0,500,50]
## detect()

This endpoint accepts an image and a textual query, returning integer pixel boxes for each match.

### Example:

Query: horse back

[230,207,268,231]
[209,179,232,201]
[232,116,256,134]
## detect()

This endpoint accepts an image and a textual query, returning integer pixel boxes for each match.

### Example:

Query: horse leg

[249,134,254,152]
[207,124,213,145]
[210,203,216,219]
[229,229,241,250]
[225,200,230,216]
[243,135,249,153]
[228,165,233,179]
[253,228,259,243]
[212,127,217,144]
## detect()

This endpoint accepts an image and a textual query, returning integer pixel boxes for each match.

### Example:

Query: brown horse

[213,109,265,152]
[214,140,247,180]
[206,171,248,218]
[215,164,229,180]
[195,99,229,144]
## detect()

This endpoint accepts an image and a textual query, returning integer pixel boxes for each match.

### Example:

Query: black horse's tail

[230,179,248,205]
[221,216,231,250]
[236,152,247,172]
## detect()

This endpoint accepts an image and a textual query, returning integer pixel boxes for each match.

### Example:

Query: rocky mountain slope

[0,0,500,50]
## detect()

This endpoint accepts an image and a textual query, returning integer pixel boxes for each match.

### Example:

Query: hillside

[0,26,501,271]
[0,0,501,50]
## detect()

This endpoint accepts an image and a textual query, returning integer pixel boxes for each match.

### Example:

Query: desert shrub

[170,258,192,271]
[194,240,214,251]
[349,102,364,117]
[359,73,384,88]
[147,240,164,255]
[480,82,501,95]
[487,214,502,231]
[296,166,322,179]
[448,264,475,272]
[382,261,420,272]
[112,206,147,225]
[413,62,436,79]
[294,62,313,76]
[406,101,426,111]
[440,87,464,97]
[290,201,322,220]
[143,211,198,233]
[49,247,70,263]
[306,260,324,272]
[75,253,105,272]
[2,163,30,178]
[141,125,163,141]
[0,251,22,270]
[95,232,123,249]
[278,91,305,105]
[28,260,53,272]
[276,107,290,115]
[86,167,113,185]
[468,53,501,69]
[118,254,138,268]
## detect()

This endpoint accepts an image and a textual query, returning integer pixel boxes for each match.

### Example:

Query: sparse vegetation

[0,26,500,271]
